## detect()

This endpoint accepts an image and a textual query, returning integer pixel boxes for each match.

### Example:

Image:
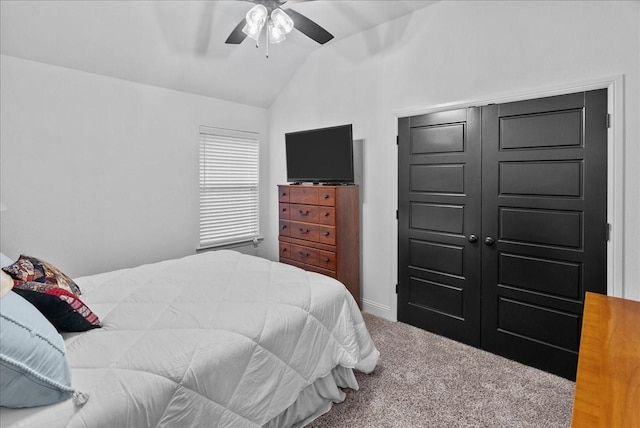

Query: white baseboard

[362,298,395,321]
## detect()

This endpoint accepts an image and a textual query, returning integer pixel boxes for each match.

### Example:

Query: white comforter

[1,250,379,427]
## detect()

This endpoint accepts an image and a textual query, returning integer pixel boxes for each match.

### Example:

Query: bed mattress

[0,250,379,427]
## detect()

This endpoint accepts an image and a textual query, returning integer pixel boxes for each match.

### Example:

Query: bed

[0,250,379,427]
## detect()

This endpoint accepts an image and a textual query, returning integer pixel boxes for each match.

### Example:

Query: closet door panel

[398,108,482,347]
[498,253,582,299]
[499,109,583,149]
[481,89,607,380]
[410,203,464,234]
[500,161,582,197]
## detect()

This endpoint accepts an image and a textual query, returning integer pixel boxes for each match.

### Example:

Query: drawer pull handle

[281,248,287,252]
[323,232,330,237]
[324,212,330,217]
[323,195,330,199]
[299,228,310,234]
[282,208,287,212]
[300,252,310,258]
[324,258,330,263]
[299,210,310,215]
[281,192,287,197]
[281,225,287,229]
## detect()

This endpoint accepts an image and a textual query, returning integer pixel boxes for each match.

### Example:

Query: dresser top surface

[571,292,640,427]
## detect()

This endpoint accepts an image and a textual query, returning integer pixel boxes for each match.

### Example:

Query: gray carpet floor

[308,312,575,427]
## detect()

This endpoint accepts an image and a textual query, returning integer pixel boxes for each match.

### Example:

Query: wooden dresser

[571,292,640,427]
[278,184,360,306]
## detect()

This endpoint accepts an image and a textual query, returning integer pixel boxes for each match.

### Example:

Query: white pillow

[0,252,13,269]
[0,271,11,298]
[0,290,74,407]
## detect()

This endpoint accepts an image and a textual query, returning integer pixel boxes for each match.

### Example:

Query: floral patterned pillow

[2,255,82,295]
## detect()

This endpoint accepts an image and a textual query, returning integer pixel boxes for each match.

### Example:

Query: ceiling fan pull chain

[265,19,270,58]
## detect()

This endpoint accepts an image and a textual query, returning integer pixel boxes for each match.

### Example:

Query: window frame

[198,126,260,250]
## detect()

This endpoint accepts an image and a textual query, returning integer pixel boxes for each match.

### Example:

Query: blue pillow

[0,290,74,408]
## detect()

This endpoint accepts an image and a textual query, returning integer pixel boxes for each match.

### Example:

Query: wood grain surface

[571,292,640,427]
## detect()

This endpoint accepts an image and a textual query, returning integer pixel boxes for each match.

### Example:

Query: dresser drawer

[279,242,291,259]
[289,221,320,242]
[290,244,320,266]
[290,186,319,204]
[317,207,335,225]
[302,263,337,278]
[317,188,335,207]
[290,244,337,272]
[279,220,290,237]
[290,204,319,223]
[318,225,336,245]
[278,186,290,202]
[280,258,337,279]
[279,203,290,219]
[318,250,337,271]
[288,186,336,206]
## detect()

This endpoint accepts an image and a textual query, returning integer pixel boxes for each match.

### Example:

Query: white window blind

[199,126,259,248]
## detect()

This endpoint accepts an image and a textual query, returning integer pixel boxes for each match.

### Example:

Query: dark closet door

[480,90,608,379]
[398,108,482,346]
[398,89,608,379]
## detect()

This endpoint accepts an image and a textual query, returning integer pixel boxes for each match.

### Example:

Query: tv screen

[285,124,354,183]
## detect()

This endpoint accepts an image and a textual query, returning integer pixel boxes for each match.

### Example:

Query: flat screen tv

[285,124,354,184]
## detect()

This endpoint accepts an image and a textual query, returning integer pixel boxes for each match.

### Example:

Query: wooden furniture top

[571,292,640,427]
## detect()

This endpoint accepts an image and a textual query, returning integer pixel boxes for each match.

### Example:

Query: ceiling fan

[225,0,334,54]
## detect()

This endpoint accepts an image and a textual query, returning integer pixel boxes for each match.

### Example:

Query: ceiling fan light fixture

[225,3,334,49]
[267,19,286,44]
[245,4,267,27]
[270,8,294,35]
[242,22,263,42]
[242,4,267,42]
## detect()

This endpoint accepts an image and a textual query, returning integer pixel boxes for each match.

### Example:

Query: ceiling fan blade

[286,9,333,44]
[225,18,248,44]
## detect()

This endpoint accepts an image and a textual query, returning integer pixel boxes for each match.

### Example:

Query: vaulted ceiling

[1,1,435,108]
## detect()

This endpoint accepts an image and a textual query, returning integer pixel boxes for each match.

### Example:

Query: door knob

[468,234,478,243]
[484,237,495,246]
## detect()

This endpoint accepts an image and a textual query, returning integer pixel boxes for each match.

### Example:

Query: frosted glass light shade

[242,4,267,42]
[245,4,267,27]
[268,19,286,44]
[270,9,293,34]
[243,22,263,42]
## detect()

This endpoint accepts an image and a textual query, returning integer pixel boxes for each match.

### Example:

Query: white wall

[265,0,640,319]
[0,55,269,277]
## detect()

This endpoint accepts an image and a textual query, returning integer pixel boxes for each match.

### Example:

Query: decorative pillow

[2,255,82,295]
[0,290,74,407]
[13,282,101,332]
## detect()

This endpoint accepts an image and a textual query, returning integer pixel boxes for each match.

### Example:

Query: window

[199,126,259,249]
